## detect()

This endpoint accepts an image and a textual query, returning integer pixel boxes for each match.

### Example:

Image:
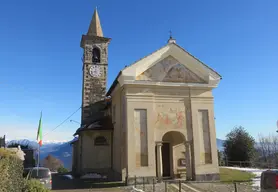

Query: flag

[36,112,43,146]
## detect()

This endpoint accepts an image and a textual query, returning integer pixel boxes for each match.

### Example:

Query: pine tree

[223,126,256,167]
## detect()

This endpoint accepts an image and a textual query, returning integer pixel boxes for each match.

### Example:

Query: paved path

[52,188,128,192]
[51,174,129,191]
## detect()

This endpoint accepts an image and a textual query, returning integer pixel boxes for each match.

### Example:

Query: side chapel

[71,8,222,183]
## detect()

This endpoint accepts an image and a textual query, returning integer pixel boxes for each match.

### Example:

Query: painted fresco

[163,64,204,83]
[155,107,185,129]
[136,56,205,83]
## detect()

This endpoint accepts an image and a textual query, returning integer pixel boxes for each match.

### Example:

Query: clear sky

[0,0,277,142]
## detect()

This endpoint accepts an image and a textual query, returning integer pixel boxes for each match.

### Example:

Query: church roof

[87,8,103,37]
[106,41,222,96]
[73,99,113,136]
[73,116,113,136]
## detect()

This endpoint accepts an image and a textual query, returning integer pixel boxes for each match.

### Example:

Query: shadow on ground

[52,174,126,190]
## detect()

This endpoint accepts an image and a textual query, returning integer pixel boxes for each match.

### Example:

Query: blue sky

[0,0,277,141]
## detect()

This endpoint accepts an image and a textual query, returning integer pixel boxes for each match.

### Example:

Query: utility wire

[43,106,81,137]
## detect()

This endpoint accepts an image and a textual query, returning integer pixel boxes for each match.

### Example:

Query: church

[71,8,222,183]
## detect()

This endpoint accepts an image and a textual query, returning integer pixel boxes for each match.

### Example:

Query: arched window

[94,136,108,146]
[92,47,101,63]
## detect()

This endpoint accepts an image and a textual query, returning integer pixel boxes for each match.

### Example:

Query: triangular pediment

[107,43,221,95]
[136,56,205,83]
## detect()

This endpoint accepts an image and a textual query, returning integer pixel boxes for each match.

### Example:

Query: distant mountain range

[217,138,225,151]
[6,139,74,170]
[6,138,226,170]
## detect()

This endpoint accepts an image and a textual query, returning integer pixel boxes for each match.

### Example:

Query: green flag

[36,112,42,146]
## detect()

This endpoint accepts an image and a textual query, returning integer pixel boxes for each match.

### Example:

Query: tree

[223,126,256,167]
[57,166,68,173]
[42,155,63,172]
[254,134,278,168]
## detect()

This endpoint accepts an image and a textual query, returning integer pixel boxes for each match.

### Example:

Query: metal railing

[220,160,278,169]
[128,177,258,192]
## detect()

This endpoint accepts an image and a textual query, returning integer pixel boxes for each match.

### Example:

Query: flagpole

[36,111,42,177]
[37,144,40,176]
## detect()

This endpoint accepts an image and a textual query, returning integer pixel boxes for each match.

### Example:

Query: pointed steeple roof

[87,7,103,37]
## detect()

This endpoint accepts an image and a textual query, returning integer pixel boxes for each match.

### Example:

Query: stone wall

[81,40,109,124]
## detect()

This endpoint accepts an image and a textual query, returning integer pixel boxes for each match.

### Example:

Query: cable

[43,106,81,137]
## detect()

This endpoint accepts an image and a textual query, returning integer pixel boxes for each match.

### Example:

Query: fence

[220,160,278,169]
[129,177,258,192]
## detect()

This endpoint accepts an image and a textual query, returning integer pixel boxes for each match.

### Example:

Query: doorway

[162,142,171,177]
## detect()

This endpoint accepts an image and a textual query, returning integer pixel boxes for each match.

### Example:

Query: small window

[92,47,100,63]
[94,136,108,146]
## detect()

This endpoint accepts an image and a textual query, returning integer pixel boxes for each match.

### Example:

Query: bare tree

[256,134,278,168]
[42,155,63,172]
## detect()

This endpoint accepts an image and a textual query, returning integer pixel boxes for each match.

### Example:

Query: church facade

[71,8,222,183]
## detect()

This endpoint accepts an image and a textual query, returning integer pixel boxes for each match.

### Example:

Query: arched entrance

[155,131,192,179]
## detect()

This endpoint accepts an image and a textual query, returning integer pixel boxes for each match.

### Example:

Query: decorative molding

[122,80,216,88]
[155,142,163,146]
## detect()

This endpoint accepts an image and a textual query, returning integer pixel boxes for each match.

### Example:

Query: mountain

[216,138,225,151]
[7,138,226,170]
[6,139,73,170]
[39,142,73,170]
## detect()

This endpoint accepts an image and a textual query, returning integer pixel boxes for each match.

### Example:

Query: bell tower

[80,8,111,125]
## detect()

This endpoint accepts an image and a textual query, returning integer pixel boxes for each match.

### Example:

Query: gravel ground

[52,188,129,192]
[124,183,168,192]
[124,182,261,192]
[52,183,261,192]
[185,182,260,192]
[124,183,195,192]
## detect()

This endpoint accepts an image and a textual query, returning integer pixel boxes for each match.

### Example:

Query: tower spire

[87,7,103,37]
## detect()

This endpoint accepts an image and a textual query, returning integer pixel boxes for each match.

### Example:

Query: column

[156,142,163,180]
[184,141,192,180]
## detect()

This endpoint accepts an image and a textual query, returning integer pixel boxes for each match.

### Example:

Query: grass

[219,167,256,182]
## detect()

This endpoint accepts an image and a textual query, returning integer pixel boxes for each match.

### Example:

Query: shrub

[22,179,50,192]
[0,148,24,192]
[57,166,68,173]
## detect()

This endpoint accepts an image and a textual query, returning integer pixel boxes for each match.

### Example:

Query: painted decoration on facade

[134,109,148,167]
[198,110,212,164]
[155,108,185,129]
[136,56,205,83]
[163,64,204,83]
